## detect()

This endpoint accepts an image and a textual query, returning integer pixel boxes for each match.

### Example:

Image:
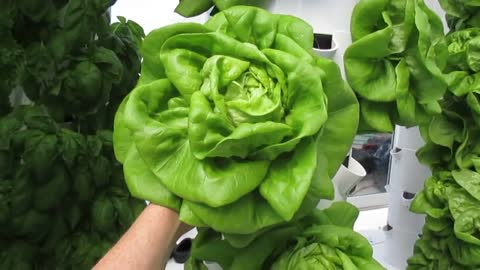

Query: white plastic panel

[268,0,359,76]
[111,0,209,33]
[268,0,358,34]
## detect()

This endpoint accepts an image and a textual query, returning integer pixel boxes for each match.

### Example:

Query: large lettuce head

[185,202,383,270]
[113,6,359,235]
[344,0,447,132]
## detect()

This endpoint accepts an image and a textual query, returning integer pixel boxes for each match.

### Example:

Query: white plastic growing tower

[384,126,431,269]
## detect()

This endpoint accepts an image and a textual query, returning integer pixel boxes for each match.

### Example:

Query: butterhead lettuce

[113,6,359,236]
[344,0,447,132]
[409,27,480,267]
[409,172,480,269]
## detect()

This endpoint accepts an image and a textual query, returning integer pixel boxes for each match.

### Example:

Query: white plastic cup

[313,37,338,59]
[317,156,366,209]
[393,126,425,151]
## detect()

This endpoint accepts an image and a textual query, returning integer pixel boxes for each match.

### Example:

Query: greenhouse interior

[1,0,480,269]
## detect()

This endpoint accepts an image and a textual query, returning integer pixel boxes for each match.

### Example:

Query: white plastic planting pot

[317,156,366,209]
[389,147,431,193]
[312,33,338,59]
[393,125,425,151]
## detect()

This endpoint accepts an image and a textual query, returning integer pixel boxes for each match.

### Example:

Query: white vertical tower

[382,126,431,269]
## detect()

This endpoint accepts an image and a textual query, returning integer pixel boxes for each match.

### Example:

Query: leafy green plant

[114,6,359,241]
[344,0,447,132]
[0,0,145,268]
[185,202,383,270]
[439,0,480,31]
[10,0,144,133]
[0,106,144,268]
[0,1,22,116]
[408,172,480,269]
[408,27,480,269]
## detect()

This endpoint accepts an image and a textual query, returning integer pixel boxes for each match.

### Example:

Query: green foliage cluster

[0,0,145,268]
[345,0,447,133]
[185,202,384,270]
[408,26,480,270]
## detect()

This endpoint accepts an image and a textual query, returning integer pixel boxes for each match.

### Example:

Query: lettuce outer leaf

[174,0,267,18]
